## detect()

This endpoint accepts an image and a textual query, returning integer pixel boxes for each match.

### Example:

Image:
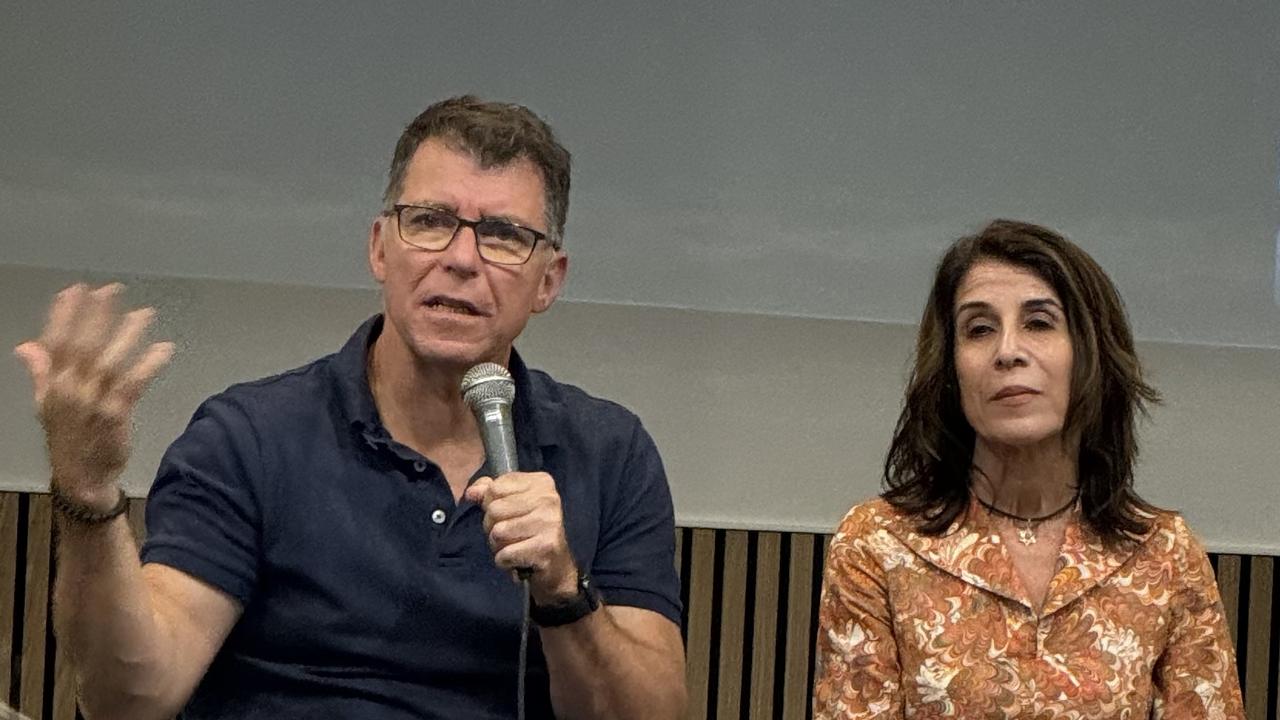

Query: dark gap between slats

[43,520,58,719]
[773,533,792,717]
[705,530,726,720]
[1268,566,1279,720]
[1237,557,1252,691]
[9,494,30,711]
[679,529,692,647]
[806,534,826,704]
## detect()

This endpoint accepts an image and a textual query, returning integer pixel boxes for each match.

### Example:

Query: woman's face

[953,260,1074,451]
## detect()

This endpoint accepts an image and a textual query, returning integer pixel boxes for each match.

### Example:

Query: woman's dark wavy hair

[882,219,1162,546]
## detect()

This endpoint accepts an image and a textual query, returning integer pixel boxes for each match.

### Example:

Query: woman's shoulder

[1117,506,1213,566]
[831,495,916,542]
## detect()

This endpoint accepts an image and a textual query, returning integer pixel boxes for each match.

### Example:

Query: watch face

[580,573,600,610]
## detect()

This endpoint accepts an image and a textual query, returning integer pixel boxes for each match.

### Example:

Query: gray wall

[4,265,1277,555]
[4,2,1279,348]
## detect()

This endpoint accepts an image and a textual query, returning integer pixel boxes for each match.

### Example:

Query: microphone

[460,362,518,477]
[461,363,534,720]
[461,362,532,582]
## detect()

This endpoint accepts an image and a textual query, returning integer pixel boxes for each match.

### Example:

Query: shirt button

[413,460,427,473]
[431,509,447,525]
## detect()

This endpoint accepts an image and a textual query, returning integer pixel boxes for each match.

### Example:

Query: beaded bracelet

[50,487,129,525]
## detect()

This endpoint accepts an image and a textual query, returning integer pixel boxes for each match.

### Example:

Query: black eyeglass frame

[387,203,554,266]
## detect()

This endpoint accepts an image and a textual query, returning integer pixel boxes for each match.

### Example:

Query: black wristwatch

[530,571,601,627]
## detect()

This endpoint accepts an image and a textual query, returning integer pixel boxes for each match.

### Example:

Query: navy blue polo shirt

[140,315,681,720]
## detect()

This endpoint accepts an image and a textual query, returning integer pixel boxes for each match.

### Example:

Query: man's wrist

[50,472,123,511]
[531,562,581,606]
[530,570,601,628]
[50,485,129,525]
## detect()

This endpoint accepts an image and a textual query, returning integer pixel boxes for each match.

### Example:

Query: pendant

[1017,525,1037,546]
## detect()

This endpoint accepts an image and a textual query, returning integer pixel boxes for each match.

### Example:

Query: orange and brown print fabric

[814,497,1244,719]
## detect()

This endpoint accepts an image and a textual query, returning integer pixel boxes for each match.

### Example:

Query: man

[14,96,686,719]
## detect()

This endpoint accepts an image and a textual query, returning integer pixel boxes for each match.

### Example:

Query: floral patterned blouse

[814,497,1244,719]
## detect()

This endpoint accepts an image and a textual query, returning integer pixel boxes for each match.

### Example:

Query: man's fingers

[463,476,494,505]
[484,472,543,499]
[41,284,87,359]
[488,515,539,547]
[481,494,549,526]
[13,342,52,404]
[72,283,124,362]
[114,341,175,404]
[96,307,156,377]
[492,537,554,574]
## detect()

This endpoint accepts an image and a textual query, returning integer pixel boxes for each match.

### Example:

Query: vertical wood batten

[0,493,20,701]
[1244,556,1272,720]
[127,500,147,547]
[1218,555,1242,646]
[674,528,683,580]
[782,534,815,720]
[683,529,715,720]
[19,496,52,719]
[715,531,749,719]
[748,532,781,720]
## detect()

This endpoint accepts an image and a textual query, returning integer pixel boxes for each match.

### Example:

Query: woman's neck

[969,436,1078,518]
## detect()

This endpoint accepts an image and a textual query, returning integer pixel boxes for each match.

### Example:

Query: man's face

[368,138,567,370]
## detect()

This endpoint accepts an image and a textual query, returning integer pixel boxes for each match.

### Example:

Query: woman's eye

[1026,316,1056,330]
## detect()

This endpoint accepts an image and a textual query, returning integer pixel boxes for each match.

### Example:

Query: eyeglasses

[388,204,552,265]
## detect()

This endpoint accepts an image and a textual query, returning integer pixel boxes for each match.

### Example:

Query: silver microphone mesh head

[461,362,515,409]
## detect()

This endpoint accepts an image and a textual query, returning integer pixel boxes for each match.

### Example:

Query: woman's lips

[991,385,1039,401]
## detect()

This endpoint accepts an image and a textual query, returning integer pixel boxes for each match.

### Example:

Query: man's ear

[368,216,388,284]
[532,251,568,314]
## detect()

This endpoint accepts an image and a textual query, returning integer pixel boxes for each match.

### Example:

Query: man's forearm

[54,515,175,720]
[541,607,686,720]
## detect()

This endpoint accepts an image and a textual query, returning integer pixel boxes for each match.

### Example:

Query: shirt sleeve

[587,420,682,626]
[1150,517,1245,719]
[140,393,264,608]
[813,506,905,720]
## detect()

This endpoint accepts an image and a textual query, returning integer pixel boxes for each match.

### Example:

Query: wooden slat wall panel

[1219,555,1242,642]
[127,499,147,546]
[673,528,683,580]
[0,493,19,701]
[1245,556,1273,720]
[19,496,52,720]
[49,515,75,720]
[715,531,749,719]
[684,529,715,720]
[782,534,815,720]
[748,532,780,720]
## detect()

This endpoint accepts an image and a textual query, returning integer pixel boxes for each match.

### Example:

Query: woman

[813,220,1244,718]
